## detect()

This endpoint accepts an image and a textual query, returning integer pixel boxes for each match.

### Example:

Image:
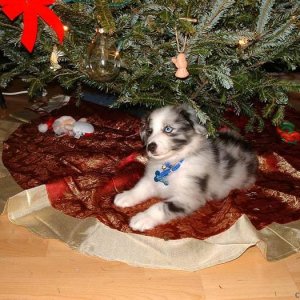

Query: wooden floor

[1,86,300,300]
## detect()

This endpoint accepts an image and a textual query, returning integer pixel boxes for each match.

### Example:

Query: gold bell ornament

[83,28,121,82]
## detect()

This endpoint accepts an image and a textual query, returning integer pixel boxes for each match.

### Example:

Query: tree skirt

[2,100,300,270]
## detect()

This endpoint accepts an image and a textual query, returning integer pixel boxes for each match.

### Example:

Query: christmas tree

[0,0,299,133]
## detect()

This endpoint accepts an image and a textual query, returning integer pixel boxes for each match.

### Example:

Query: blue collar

[154,159,184,186]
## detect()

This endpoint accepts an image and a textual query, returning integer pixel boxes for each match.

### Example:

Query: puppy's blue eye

[164,125,173,133]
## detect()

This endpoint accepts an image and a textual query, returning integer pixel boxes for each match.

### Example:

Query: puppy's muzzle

[147,142,157,154]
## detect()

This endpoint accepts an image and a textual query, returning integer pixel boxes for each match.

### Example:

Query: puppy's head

[140,105,207,160]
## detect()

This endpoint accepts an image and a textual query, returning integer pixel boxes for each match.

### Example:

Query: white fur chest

[145,153,216,199]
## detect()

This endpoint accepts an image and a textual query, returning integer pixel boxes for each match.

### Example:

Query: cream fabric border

[1,115,300,271]
[6,185,300,271]
[0,118,23,213]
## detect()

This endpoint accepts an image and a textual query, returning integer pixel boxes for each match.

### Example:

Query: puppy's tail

[218,126,243,139]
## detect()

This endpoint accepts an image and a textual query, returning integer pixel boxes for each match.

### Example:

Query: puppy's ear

[140,113,150,145]
[177,104,207,135]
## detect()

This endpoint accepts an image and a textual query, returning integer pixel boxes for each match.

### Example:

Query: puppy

[114,105,258,232]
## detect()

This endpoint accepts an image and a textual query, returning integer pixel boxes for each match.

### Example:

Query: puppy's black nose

[147,142,157,153]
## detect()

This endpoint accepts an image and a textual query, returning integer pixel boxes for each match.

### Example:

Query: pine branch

[95,0,116,33]
[186,97,211,126]
[253,18,297,57]
[256,0,275,35]
[0,21,20,30]
[199,0,235,33]
[272,105,285,126]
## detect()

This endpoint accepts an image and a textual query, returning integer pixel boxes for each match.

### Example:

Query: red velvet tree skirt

[3,101,300,240]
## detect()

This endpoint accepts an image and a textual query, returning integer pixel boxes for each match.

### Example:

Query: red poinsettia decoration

[0,0,64,52]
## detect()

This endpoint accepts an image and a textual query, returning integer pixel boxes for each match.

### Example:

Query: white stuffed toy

[38,116,94,139]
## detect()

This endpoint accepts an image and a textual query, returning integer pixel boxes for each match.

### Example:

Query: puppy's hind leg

[129,197,202,232]
[114,177,157,208]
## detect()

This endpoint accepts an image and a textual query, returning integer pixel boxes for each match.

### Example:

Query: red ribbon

[0,0,64,52]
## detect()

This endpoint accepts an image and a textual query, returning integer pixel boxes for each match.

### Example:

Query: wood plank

[0,215,300,300]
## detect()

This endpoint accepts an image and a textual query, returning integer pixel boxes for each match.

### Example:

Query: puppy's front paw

[114,191,138,208]
[129,212,159,232]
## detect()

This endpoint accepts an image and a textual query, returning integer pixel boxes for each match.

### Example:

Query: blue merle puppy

[114,105,258,232]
